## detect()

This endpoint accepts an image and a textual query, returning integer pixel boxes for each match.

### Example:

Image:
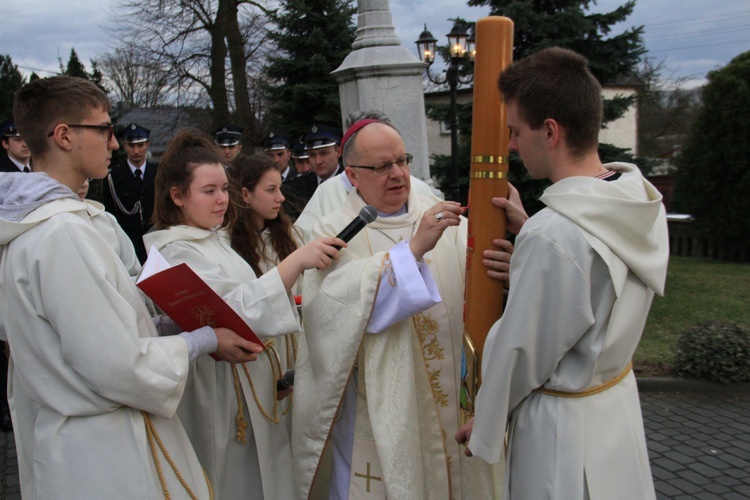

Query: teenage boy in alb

[0,75,262,499]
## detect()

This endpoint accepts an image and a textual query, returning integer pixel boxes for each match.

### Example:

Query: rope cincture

[535,362,633,398]
[231,365,250,444]
[241,341,282,424]
[142,411,214,500]
[230,339,287,444]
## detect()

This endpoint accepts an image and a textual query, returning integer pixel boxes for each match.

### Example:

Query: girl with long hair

[228,154,303,396]
[228,154,299,278]
[145,129,343,500]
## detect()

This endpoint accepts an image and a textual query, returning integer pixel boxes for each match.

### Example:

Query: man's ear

[543,118,561,148]
[345,166,359,188]
[170,186,184,207]
[48,124,75,152]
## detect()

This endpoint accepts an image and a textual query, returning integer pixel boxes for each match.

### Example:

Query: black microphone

[333,205,378,249]
[277,369,295,391]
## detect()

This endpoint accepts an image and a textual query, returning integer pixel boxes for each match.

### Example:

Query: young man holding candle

[456,47,667,499]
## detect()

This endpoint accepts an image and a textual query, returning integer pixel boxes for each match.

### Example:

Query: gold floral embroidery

[383,253,397,287]
[413,313,449,407]
[428,367,449,407]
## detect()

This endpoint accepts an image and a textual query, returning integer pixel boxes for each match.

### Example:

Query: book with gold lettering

[137,246,262,360]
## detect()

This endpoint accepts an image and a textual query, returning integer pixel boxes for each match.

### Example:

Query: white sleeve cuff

[366,240,442,333]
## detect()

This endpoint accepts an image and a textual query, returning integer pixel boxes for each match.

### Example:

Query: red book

[137,247,262,361]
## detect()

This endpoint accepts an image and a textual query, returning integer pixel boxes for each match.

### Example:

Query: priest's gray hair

[342,110,402,165]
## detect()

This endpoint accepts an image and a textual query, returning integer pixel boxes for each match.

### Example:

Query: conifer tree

[674,51,750,258]
[59,48,109,94]
[0,55,25,120]
[263,0,357,137]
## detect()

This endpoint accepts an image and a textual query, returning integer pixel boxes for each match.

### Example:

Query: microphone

[277,369,295,391]
[333,205,378,249]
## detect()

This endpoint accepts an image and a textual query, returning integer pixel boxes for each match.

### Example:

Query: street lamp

[416,22,475,202]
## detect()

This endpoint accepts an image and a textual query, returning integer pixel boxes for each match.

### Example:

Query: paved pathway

[641,390,750,499]
[1,385,748,499]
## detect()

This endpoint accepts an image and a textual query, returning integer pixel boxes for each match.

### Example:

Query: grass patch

[634,256,750,374]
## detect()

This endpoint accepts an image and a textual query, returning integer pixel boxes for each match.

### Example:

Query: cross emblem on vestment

[354,462,382,493]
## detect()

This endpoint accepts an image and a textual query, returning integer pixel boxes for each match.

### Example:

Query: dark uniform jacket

[102,159,158,263]
[0,154,24,173]
[282,165,343,220]
[281,164,299,183]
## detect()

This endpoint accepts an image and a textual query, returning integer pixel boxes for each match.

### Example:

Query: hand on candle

[455,417,475,457]
[492,183,528,235]
[483,238,513,286]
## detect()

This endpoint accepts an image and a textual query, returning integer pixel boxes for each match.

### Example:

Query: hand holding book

[137,246,264,362]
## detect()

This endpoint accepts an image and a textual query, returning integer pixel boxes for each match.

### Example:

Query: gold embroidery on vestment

[413,313,449,408]
[383,253,397,287]
[428,367,449,407]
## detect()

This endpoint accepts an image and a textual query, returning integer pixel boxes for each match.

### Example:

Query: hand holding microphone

[276,369,294,400]
[277,369,294,391]
[279,205,378,286]
[307,204,377,269]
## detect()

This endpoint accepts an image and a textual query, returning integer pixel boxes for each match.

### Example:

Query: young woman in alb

[145,129,343,500]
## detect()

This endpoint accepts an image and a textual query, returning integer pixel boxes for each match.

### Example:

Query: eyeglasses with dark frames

[349,153,413,176]
[47,124,115,141]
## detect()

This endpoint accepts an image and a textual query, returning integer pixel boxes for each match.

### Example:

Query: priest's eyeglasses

[350,154,413,176]
[47,124,115,141]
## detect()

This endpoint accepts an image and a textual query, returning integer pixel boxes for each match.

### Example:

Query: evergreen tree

[0,55,25,120]
[429,1,645,209]
[263,0,357,137]
[61,48,88,79]
[59,48,109,94]
[674,51,750,258]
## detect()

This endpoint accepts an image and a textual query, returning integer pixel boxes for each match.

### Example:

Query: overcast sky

[3,0,749,89]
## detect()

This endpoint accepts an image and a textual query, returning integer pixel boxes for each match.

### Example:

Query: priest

[293,117,507,499]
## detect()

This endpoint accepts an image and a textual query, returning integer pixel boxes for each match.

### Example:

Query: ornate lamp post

[415,22,475,201]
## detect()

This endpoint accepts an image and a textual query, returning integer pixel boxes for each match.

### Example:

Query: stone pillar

[331,0,431,180]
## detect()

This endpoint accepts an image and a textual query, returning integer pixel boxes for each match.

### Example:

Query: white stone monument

[331,0,432,181]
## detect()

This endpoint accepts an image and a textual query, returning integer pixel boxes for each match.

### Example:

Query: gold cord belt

[535,362,633,398]
[231,339,293,444]
[142,411,214,500]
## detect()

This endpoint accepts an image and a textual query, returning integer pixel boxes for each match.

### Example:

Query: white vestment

[469,163,667,499]
[6,199,144,495]
[144,226,300,500]
[0,174,209,499]
[295,174,440,244]
[257,227,301,438]
[294,188,502,499]
[85,199,141,278]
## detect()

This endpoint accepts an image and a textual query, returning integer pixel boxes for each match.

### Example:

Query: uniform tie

[23,166,30,173]
[134,168,143,184]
